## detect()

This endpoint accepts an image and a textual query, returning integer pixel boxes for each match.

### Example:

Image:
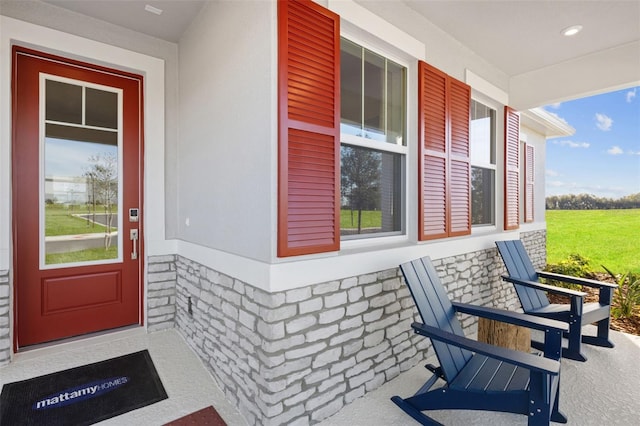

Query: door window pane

[86,88,118,129]
[42,78,120,266]
[45,80,82,124]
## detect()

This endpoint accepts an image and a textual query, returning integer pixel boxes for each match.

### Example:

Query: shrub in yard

[545,253,593,290]
[603,266,640,319]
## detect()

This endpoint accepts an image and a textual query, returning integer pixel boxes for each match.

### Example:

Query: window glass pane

[387,61,406,145]
[340,145,402,236]
[86,88,118,129]
[471,166,495,225]
[46,80,82,125]
[470,100,495,165]
[340,38,406,146]
[363,50,385,138]
[340,38,362,135]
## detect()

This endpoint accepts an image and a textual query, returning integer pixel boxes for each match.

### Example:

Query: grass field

[46,246,118,264]
[340,209,381,229]
[45,204,110,236]
[546,209,640,274]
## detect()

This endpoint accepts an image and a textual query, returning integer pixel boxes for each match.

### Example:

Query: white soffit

[521,108,575,139]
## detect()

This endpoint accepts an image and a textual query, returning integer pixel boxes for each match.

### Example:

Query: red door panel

[12,47,144,348]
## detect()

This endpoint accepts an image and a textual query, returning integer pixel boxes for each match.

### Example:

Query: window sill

[471,224,498,236]
[340,234,409,252]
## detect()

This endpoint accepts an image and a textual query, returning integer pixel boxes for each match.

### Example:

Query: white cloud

[626,88,637,103]
[607,146,624,155]
[546,169,560,177]
[548,102,562,109]
[595,113,613,131]
[552,140,590,148]
[628,150,640,156]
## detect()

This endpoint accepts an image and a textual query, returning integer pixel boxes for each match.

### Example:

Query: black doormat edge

[1,349,168,426]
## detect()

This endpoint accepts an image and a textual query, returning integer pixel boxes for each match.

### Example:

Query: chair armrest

[411,322,560,375]
[451,302,569,333]
[536,271,618,289]
[502,275,587,297]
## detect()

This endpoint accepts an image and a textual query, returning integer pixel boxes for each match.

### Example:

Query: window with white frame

[470,99,496,226]
[339,38,406,238]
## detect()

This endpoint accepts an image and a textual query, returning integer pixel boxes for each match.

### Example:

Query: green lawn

[45,204,110,236]
[340,209,381,229]
[46,246,118,264]
[546,209,640,274]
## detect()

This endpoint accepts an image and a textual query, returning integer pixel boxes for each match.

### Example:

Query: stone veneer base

[171,234,545,425]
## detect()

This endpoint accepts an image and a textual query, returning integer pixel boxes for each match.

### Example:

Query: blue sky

[544,86,640,199]
[45,138,117,178]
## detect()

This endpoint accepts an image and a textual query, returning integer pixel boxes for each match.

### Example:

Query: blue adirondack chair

[393,256,568,426]
[496,239,616,362]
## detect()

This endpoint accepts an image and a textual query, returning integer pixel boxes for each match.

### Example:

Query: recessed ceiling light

[562,25,583,37]
[144,4,163,16]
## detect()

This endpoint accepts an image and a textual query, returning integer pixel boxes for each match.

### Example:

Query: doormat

[0,350,167,426]
[164,406,227,426]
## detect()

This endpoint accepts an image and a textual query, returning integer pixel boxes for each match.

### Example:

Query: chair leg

[564,316,587,361]
[550,376,568,424]
[581,318,615,348]
[390,396,444,425]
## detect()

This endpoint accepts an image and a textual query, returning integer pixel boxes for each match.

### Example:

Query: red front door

[12,47,144,348]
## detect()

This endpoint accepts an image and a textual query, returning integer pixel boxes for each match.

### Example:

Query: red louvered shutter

[448,78,471,236]
[278,0,340,257]
[504,106,520,230]
[524,143,535,223]
[419,62,448,240]
[418,61,471,240]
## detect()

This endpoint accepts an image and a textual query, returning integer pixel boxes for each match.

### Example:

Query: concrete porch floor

[1,325,639,425]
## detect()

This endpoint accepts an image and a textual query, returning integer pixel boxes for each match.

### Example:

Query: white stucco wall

[176,0,275,262]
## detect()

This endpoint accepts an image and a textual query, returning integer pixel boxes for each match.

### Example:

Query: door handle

[130,229,139,260]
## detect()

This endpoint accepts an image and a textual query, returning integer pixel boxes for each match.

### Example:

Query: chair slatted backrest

[496,240,550,311]
[400,256,473,382]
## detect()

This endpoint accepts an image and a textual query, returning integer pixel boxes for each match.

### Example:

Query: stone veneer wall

[147,255,178,331]
[173,245,523,425]
[0,270,9,366]
[521,229,547,270]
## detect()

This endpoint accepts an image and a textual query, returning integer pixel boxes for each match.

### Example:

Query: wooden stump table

[477,317,531,352]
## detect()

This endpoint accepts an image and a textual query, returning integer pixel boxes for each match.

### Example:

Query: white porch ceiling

[401,0,640,78]
[42,0,207,43]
